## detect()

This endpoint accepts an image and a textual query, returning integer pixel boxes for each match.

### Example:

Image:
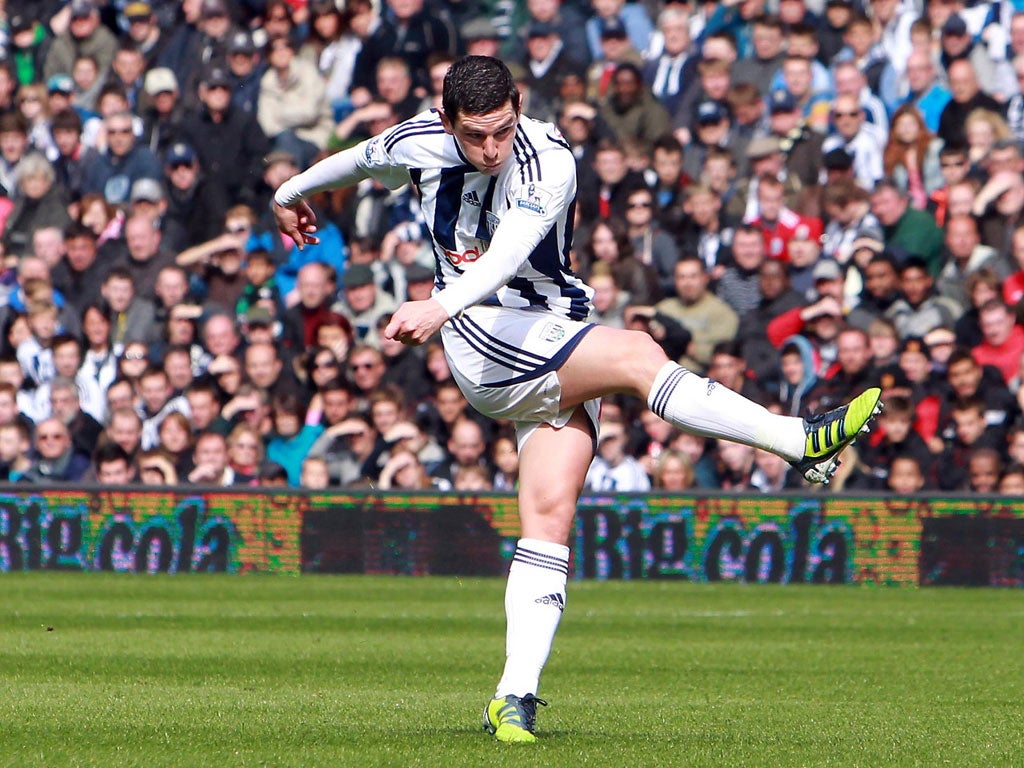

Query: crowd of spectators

[3,0,1024,495]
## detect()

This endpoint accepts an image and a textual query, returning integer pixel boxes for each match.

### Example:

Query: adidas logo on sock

[462,190,481,206]
[534,593,565,612]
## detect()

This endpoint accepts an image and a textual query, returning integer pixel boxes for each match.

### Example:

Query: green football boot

[790,387,884,484]
[483,694,547,743]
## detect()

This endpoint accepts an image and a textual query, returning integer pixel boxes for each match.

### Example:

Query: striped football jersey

[357,109,594,322]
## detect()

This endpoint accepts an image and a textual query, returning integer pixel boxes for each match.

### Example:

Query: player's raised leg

[483,408,594,744]
[557,325,882,483]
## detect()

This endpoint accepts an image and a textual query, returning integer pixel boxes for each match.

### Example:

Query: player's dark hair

[442,55,520,120]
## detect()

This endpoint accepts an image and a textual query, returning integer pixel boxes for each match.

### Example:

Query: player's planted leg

[484,411,593,743]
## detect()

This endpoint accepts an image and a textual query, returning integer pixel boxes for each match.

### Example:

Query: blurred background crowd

[2,0,1024,495]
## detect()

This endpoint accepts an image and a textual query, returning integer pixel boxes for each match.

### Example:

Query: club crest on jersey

[540,322,565,342]
[462,189,481,206]
[364,136,382,163]
[515,183,552,216]
[485,211,500,237]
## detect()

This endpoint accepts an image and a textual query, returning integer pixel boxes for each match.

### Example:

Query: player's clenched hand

[273,200,320,250]
[384,299,450,345]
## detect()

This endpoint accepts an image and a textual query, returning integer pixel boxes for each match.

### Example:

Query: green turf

[1,574,1022,768]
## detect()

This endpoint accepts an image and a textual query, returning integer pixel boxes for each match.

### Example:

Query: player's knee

[627,331,670,388]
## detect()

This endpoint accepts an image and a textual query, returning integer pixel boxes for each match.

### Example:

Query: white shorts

[441,305,601,449]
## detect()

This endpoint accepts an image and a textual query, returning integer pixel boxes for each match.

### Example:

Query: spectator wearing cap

[161,141,231,246]
[871,179,945,276]
[225,30,265,114]
[724,136,800,223]
[939,13,1010,100]
[586,15,644,103]
[460,17,501,57]
[763,88,822,189]
[681,99,731,183]
[597,62,671,149]
[899,50,952,134]
[44,0,118,83]
[777,55,831,134]
[642,6,696,117]
[669,57,731,144]
[258,34,334,170]
[45,75,84,128]
[139,67,184,159]
[8,15,46,83]
[192,0,238,82]
[731,15,785,98]
[520,21,586,124]
[936,215,1009,309]
[335,264,397,349]
[585,0,653,65]
[178,63,270,211]
[348,0,455,103]
[80,109,162,205]
[128,174,189,253]
[123,2,168,65]
[766,259,848,352]
[822,93,885,190]
[506,0,591,75]
[938,59,1004,148]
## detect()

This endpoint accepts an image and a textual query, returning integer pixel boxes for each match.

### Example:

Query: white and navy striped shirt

[357,110,594,322]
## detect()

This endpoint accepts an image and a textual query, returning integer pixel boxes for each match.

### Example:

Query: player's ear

[439,109,454,135]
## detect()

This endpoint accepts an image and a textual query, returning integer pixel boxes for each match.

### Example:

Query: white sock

[494,538,569,698]
[647,361,806,461]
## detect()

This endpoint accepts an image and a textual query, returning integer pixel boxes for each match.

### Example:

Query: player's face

[442,101,520,176]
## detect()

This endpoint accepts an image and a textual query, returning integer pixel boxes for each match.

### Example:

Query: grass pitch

[2,574,1022,768]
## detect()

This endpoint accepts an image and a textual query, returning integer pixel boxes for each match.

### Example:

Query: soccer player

[273,56,882,744]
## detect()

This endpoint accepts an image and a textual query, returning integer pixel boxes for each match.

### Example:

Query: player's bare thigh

[517,407,595,545]
[557,325,669,410]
